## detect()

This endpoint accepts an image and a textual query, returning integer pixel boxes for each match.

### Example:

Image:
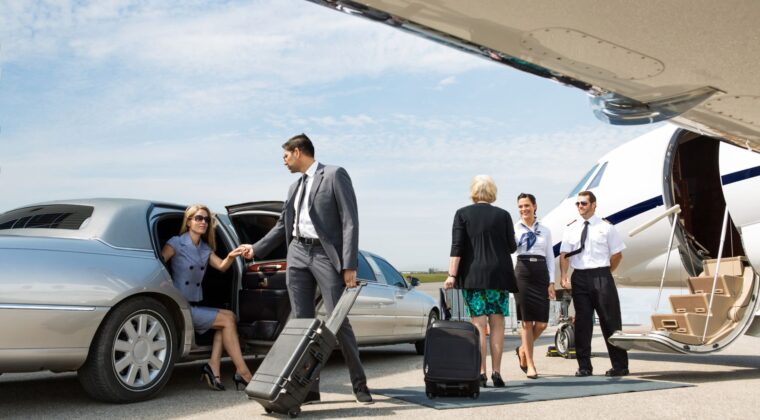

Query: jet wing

[307,0,760,152]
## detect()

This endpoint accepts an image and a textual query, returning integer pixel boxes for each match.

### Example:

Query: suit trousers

[286,241,367,391]
[570,267,628,371]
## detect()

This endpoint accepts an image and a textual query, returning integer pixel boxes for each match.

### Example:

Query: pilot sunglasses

[575,201,590,207]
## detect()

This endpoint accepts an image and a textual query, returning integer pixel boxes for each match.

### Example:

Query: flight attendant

[514,193,555,379]
[559,191,629,377]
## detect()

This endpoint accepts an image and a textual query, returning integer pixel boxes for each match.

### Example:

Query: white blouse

[514,219,555,283]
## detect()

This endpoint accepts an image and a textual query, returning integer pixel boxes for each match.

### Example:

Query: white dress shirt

[560,214,626,270]
[293,161,319,239]
[514,219,555,283]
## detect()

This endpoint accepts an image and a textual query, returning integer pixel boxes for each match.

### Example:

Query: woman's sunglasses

[192,215,211,223]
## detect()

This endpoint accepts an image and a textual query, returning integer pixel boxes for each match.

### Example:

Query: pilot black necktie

[565,221,589,257]
[294,173,308,238]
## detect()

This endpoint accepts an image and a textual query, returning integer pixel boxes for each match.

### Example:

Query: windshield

[567,164,599,198]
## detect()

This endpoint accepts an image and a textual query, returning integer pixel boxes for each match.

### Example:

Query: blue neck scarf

[518,221,539,251]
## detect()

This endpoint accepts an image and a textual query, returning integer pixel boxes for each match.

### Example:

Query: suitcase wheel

[426,391,436,399]
[288,409,300,418]
[264,408,273,414]
[471,391,479,400]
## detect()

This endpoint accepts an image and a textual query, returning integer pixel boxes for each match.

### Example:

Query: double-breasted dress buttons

[167,232,212,303]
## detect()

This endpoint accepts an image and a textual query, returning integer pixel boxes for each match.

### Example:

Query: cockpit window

[567,164,599,198]
[587,162,608,190]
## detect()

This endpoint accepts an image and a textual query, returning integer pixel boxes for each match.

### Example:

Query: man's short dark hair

[578,190,597,203]
[282,133,315,157]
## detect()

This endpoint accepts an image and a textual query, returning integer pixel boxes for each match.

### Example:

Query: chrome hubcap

[112,312,168,388]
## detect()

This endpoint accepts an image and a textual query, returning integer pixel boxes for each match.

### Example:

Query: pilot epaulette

[566,219,577,226]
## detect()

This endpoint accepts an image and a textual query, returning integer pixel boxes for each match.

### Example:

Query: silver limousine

[0,198,438,402]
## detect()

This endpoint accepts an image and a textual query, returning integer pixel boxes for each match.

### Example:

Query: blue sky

[0,0,656,270]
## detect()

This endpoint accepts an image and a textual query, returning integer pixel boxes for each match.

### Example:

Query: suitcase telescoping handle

[325,282,366,334]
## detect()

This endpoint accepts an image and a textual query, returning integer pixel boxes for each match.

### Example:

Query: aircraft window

[567,164,599,198]
[587,162,608,190]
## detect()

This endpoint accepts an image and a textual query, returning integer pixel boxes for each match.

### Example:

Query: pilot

[559,190,629,377]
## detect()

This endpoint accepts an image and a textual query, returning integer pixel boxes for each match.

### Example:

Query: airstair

[608,207,760,354]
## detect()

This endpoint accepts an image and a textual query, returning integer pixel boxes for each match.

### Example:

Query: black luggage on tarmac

[245,283,365,418]
[423,288,481,399]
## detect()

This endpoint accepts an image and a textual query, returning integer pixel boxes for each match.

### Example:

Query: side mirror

[410,277,420,287]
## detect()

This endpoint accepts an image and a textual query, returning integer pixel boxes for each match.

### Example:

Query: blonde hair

[179,204,217,250]
[469,175,497,203]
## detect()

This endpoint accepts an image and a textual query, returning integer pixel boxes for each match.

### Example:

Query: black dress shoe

[200,364,226,391]
[353,384,373,405]
[515,346,528,373]
[605,368,630,377]
[479,374,488,387]
[491,372,505,387]
[575,369,593,377]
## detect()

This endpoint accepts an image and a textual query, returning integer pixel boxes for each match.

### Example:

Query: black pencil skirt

[514,256,550,323]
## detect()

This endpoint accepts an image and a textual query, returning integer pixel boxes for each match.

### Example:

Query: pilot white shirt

[560,214,626,270]
[514,219,555,283]
[293,161,319,239]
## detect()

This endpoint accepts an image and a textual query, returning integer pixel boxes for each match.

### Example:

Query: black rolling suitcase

[423,288,481,399]
[245,283,364,418]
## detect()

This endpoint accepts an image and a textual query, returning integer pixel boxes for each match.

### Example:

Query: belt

[294,236,321,246]
[517,255,545,262]
[573,266,610,273]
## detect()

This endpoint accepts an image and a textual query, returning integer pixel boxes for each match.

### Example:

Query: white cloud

[435,76,456,90]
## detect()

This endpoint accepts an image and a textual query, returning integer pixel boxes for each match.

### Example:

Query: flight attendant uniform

[166,232,218,333]
[560,215,628,373]
[514,220,554,322]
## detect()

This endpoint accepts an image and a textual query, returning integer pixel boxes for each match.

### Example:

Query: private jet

[540,125,760,354]
[305,1,760,354]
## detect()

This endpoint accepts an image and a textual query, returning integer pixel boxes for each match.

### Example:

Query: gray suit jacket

[252,163,359,272]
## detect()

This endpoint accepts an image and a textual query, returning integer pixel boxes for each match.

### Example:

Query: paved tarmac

[2,283,759,419]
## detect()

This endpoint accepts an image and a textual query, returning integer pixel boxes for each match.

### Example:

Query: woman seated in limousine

[161,204,253,391]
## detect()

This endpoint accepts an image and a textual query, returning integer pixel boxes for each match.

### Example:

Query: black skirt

[514,255,550,322]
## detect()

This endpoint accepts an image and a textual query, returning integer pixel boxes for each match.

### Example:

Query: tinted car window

[0,205,93,230]
[374,257,407,288]
[364,255,388,285]
[229,214,287,260]
[357,253,376,282]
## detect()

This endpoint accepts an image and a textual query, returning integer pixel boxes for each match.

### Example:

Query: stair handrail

[702,206,730,343]
[628,204,681,312]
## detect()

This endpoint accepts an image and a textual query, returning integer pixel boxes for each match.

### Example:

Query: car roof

[0,198,183,250]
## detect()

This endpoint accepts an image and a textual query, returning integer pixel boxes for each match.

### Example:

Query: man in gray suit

[241,134,372,405]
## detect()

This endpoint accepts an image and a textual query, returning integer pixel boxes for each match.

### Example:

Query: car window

[0,205,93,230]
[357,253,376,282]
[364,255,388,285]
[566,163,599,198]
[587,162,608,190]
[373,257,408,288]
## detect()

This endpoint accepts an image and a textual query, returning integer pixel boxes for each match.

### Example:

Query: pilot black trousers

[571,267,628,371]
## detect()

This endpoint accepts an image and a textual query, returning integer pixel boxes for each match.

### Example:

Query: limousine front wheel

[78,297,177,403]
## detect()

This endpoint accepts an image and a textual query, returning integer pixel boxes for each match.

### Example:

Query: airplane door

[719,143,760,272]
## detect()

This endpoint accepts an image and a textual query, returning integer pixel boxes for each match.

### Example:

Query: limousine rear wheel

[78,297,177,403]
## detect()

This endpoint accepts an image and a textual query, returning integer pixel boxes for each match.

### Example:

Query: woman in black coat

[444,175,517,388]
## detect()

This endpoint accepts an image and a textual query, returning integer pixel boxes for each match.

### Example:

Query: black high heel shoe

[232,372,250,391]
[201,364,225,391]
